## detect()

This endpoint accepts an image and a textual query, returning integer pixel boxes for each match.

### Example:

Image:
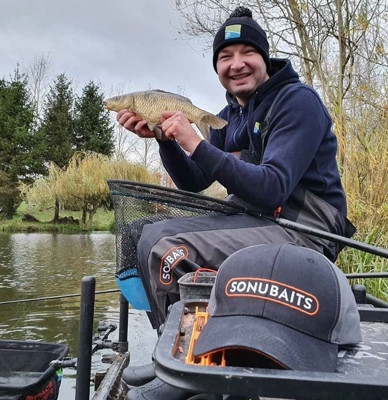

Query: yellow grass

[335,106,388,300]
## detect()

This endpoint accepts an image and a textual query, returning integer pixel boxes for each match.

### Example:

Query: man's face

[216,43,269,106]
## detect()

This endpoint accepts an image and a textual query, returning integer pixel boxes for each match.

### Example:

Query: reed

[336,104,388,300]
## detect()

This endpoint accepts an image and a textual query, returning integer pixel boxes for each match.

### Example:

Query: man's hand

[161,111,203,154]
[117,110,156,139]
[116,110,203,153]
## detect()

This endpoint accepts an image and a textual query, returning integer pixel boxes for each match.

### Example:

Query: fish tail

[199,114,228,141]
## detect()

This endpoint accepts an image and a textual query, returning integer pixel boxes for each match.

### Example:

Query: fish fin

[198,121,211,142]
[147,122,163,140]
[147,122,158,131]
[152,89,193,104]
[199,114,228,141]
[153,126,164,140]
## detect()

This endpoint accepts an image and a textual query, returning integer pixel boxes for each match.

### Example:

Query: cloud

[0,0,226,114]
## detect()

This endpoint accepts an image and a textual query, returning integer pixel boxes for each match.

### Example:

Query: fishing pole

[2,274,386,307]
[346,272,388,279]
[0,288,120,306]
[197,193,388,259]
[212,198,388,259]
[267,216,388,259]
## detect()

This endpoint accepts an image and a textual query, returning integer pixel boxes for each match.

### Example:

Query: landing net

[108,179,243,277]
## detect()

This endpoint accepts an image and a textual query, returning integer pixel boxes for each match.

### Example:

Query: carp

[105,90,227,141]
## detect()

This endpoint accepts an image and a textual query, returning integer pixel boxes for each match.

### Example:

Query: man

[118,6,355,398]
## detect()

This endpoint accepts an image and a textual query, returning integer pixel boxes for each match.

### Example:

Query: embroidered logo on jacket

[225,24,241,39]
[160,246,189,285]
[225,277,319,315]
[253,121,260,134]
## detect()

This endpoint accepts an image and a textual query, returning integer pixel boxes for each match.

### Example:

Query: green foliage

[0,68,46,217]
[0,68,44,180]
[38,73,75,221]
[40,73,75,169]
[73,81,115,156]
[0,171,21,219]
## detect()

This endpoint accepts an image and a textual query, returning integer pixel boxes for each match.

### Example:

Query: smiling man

[119,7,355,400]
[216,43,269,105]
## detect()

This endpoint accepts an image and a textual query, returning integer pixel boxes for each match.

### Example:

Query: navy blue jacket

[158,59,347,216]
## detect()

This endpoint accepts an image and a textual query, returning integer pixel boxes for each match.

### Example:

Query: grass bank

[0,202,114,233]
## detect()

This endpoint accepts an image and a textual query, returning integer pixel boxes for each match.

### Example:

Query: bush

[0,171,21,219]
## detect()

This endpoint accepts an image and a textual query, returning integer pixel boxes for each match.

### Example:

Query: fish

[104,90,228,141]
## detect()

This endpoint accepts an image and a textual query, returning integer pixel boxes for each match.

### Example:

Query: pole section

[75,276,96,400]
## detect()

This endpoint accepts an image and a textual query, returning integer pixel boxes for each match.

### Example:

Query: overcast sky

[0,0,227,114]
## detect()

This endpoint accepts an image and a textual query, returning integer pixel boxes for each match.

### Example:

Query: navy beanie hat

[213,6,271,72]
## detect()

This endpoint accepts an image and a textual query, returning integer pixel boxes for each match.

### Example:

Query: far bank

[0,202,114,233]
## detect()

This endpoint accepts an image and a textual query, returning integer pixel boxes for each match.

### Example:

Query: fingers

[117,109,131,120]
[116,110,195,143]
[161,112,202,153]
[134,120,149,132]
[116,110,155,138]
[117,110,139,130]
[161,111,176,122]
[161,111,183,131]
[124,116,141,131]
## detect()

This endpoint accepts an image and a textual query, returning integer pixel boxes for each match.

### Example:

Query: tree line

[0,68,115,219]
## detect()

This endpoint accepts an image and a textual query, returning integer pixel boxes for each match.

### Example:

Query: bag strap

[259,83,295,162]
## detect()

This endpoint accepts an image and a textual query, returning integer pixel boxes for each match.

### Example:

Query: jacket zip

[232,107,246,147]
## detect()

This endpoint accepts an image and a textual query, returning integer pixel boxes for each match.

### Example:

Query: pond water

[0,232,157,399]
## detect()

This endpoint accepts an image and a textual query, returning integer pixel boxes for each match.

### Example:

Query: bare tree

[111,105,160,170]
[123,134,160,170]
[174,0,387,127]
[175,0,388,167]
[27,54,51,121]
[109,86,160,170]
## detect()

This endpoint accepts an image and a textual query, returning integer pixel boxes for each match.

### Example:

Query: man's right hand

[117,110,157,139]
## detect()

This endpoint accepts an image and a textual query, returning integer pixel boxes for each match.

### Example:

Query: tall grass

[336,106,388,300]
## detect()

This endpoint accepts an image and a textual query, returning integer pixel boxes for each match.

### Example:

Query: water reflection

[0,232,126,399]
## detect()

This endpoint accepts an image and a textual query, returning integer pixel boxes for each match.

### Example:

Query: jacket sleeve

[190,86,332,210]
[158,107,229,192]
[157,134,216,192]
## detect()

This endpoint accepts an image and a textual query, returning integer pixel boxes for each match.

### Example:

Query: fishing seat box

[154,300,388,400]
[0,340,69,400]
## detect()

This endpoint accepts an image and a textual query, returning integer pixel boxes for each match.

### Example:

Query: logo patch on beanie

[225,277,319,315]
[225,24,241,40]
[159,246,189,285]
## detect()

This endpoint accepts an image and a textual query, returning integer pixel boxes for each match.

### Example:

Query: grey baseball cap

[193,243,362,372]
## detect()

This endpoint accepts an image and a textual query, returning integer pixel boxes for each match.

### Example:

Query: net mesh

[108,180,244,277]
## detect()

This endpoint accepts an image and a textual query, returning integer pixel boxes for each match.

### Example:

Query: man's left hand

[161,111,203,154]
